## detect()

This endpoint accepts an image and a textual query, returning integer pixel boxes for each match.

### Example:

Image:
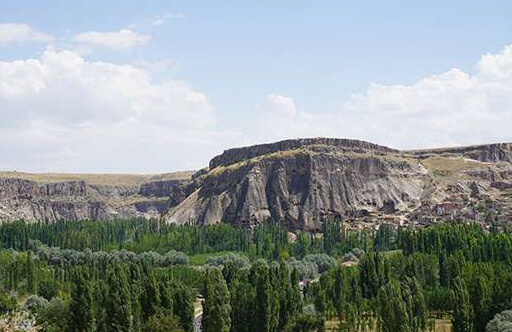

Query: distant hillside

[1,138,512,230]
[0,170,194,221]
[0,171,193,187]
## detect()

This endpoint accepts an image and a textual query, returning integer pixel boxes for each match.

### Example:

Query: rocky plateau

[2,138,512,231]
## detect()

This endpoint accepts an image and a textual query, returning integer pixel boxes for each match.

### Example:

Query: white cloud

[259,43,512,149]
[267,94,297,118]
[127,11,186,31]
[0,49,235,172]
[0,49,214,126]
[338,48,512,148]
[74,29,151,50]
[4,34,512,172]
[0,23,152,52]
[150,11,186,26]
[0,23,54,45]
[132,59,181,72]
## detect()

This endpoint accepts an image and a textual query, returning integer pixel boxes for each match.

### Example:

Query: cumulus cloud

[267,94,297,117]
[132,58,181,72]
[74,29,151,50]
[0,23,152,52]
[0,23,54,45]
[0,49,235,172]
[260,43,512,149]
[4,33,512,172]
[0,49,212,126]
[339,46,512,148]
[245,94,316,143]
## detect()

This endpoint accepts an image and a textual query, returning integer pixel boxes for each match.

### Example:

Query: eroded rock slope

[2,138,512,230]
[166,139,512,230]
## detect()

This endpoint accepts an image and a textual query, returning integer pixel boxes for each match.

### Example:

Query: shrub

[38,278,60,301]
[486,310,512,332]
[0,293,18,314]
[303,254,337,273]
[143,310,184,332]
[36,298,69,331]
[164,250,190,266]
[284,313,325,332]
[287,258,318,280]
[341,252,358,263]
[24,295,48,313]
[207,253,250,270]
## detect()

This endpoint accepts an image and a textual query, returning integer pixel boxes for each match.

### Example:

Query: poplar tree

[290,268,302,316]
[332,267,346,321]
[230,279,254,332]
[406,277,427,332]
[203,269,231,332]
[268,263,281,332]
[26,251,35,293]
[159,278,173,312]
[439,252,450,288]
[68,269,93,332]
[378,280,410,332]
[278,263,296,330]
[472,276,491,332]
[106,266,132,332]
[252,261,271,332]
[141,269,160,321]
[172,283,194,332]
[129,264,143,332]
[452,277,473,332]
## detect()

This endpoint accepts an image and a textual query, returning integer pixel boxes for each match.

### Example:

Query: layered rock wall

[2,138,512,230]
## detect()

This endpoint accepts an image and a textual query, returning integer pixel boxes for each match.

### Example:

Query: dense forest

[0,219,512,331]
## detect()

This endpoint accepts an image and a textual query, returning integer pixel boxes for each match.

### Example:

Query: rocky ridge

[2,138,512,230]
[0,172,193,222]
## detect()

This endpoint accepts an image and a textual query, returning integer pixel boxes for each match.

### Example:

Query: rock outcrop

[0,173,192,222]
[2,138,512,230]
[209,138,396,169]
[167,141,424,230]
[411,143,512,163]
[166,139,512,230]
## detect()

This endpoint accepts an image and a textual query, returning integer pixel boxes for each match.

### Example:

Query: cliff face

[166,139,425,229]
[166,139,512,230]
[0,179,88,199]
[209,138,396,169]
[0,174,192,222]
[411,143,512,163]
[2,138,512,230]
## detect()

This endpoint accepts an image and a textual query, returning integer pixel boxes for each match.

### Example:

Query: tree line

[0,219,512,331]
[0,219,371,260]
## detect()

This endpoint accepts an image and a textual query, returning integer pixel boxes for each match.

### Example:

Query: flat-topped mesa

[410,143,512,163]
[0,171,195,223]
[0,178,88,200]
[209,138,397,169]
[3,138,512,227]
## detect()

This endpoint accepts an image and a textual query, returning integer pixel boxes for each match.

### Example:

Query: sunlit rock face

[166,138,426,230]
[2,138,512,231]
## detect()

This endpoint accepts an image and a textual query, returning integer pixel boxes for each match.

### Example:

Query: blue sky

[1,1,512,172]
